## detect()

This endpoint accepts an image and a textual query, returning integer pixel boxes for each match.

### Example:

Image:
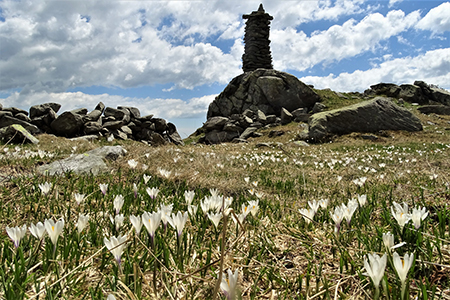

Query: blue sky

[1,0,449,138]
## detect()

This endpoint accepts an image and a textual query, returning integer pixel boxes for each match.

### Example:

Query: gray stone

[2,107,28,116]
[0,115,40,134]
[148,131,167,146]
[86,146,127,161]
[84,121,103,134]
[266,115,277,124]
[430,87,450,106]
[152,118,168,132]
[118,106,141,119]
[280,108,293,125]
[292,141,310,147]
[84,109,102,122]
[14,113,31,122]
[93,102,105,113]
[249,122,263,128]
[307,97,423,140]
[104,107,130,123]
[205,130,239,144]
[0,111,13,118]
[29,103,61,119]
[223,122,243,133]
[38,154,108,176]
[120,126,133,136]
[70,135,99,142]
[398,84,428,105]
[203,116,229,131]
[50,111,84,137]
[0,124,39,144]
[369,83,401,98]
[239,116,253,128]
[37,146,126,176]
[137,114,154,121]
[418,105,450,115]
[167,122,184,145]
[312,102,327,113]
[112,130,128,140]
[240,127,258,139]
[71,108,88,115]
[102,120,124,130]
[256,110,267,124]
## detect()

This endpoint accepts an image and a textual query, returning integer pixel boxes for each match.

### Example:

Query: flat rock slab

[37,146,126,176]
[307,97,423,140]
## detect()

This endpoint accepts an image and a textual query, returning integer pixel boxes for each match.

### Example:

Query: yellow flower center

[52,226,55,231]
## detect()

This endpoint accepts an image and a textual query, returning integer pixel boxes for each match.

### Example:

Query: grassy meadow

[1,97,449,299]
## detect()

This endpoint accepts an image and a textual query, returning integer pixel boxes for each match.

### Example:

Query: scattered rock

[418,105,450,115]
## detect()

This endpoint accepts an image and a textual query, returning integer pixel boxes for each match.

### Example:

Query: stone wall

[0,102,183,145]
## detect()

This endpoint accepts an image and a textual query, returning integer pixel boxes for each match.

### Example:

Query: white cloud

[300,48,450,92]
[416,2,450,34]
[271,9,421,71]
[388,0,404,8]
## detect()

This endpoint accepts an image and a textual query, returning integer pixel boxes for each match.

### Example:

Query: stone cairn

[0,102,184,145]
[242,4,273,72]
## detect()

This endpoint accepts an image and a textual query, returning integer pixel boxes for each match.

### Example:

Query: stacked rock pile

[0,102,183,145]
[199,104,324,144]
[242,4,273,72]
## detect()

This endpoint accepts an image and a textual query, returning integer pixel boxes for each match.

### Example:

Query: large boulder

[207,69,321,118]
[307,97,423,140]
[29,103,61,119]
[430,87,450,106]
[0,115,40,134]
[50,111,84,137]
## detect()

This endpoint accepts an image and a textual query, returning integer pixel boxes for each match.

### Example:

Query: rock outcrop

[0,102,184,146]
[207,69,321,118]
[366,81,450,106]
[306,97,423,141]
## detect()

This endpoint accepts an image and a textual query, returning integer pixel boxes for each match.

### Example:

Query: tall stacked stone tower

[242,4,273,72]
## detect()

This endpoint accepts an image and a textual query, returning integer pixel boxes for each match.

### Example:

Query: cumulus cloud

[416,2,450,34]
[300,48,450,92]
[271,9,421,71]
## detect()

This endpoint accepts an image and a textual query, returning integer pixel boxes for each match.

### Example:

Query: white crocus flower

[6,225,27,248]
[143,174,152,184]
[299,208,315,224]
[342,201,358,226]
[188,204,198,217]
[248,200,259,216]
[319,199,329,209]
[44,218,64,246]
[142,211,161,239]
[411,207,428,229]
[130,215,143,236]
[308,200,320,214]
[220,269,239,300]
[146,187,159,199]
[160,204,173,229]
[393,252,414,300]
[104,234,128,266]
[208,212,222,228]
[74,193,85,205]
[29,222,46,239]
[330,206,344,234]
[158,168,171,179]
[99,183,108,195]
[127,159,138,169]
[113,195,124,214]
[364,253,387,299]
[167,211,189,237]
[391,202,411,229]
[39,182,52,195]
[184,190,195,205]
[76,213,89,234]
[357,194,367,206]
[133,183,138,198]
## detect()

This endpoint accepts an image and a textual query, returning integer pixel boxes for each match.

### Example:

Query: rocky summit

[207,69,321,119]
